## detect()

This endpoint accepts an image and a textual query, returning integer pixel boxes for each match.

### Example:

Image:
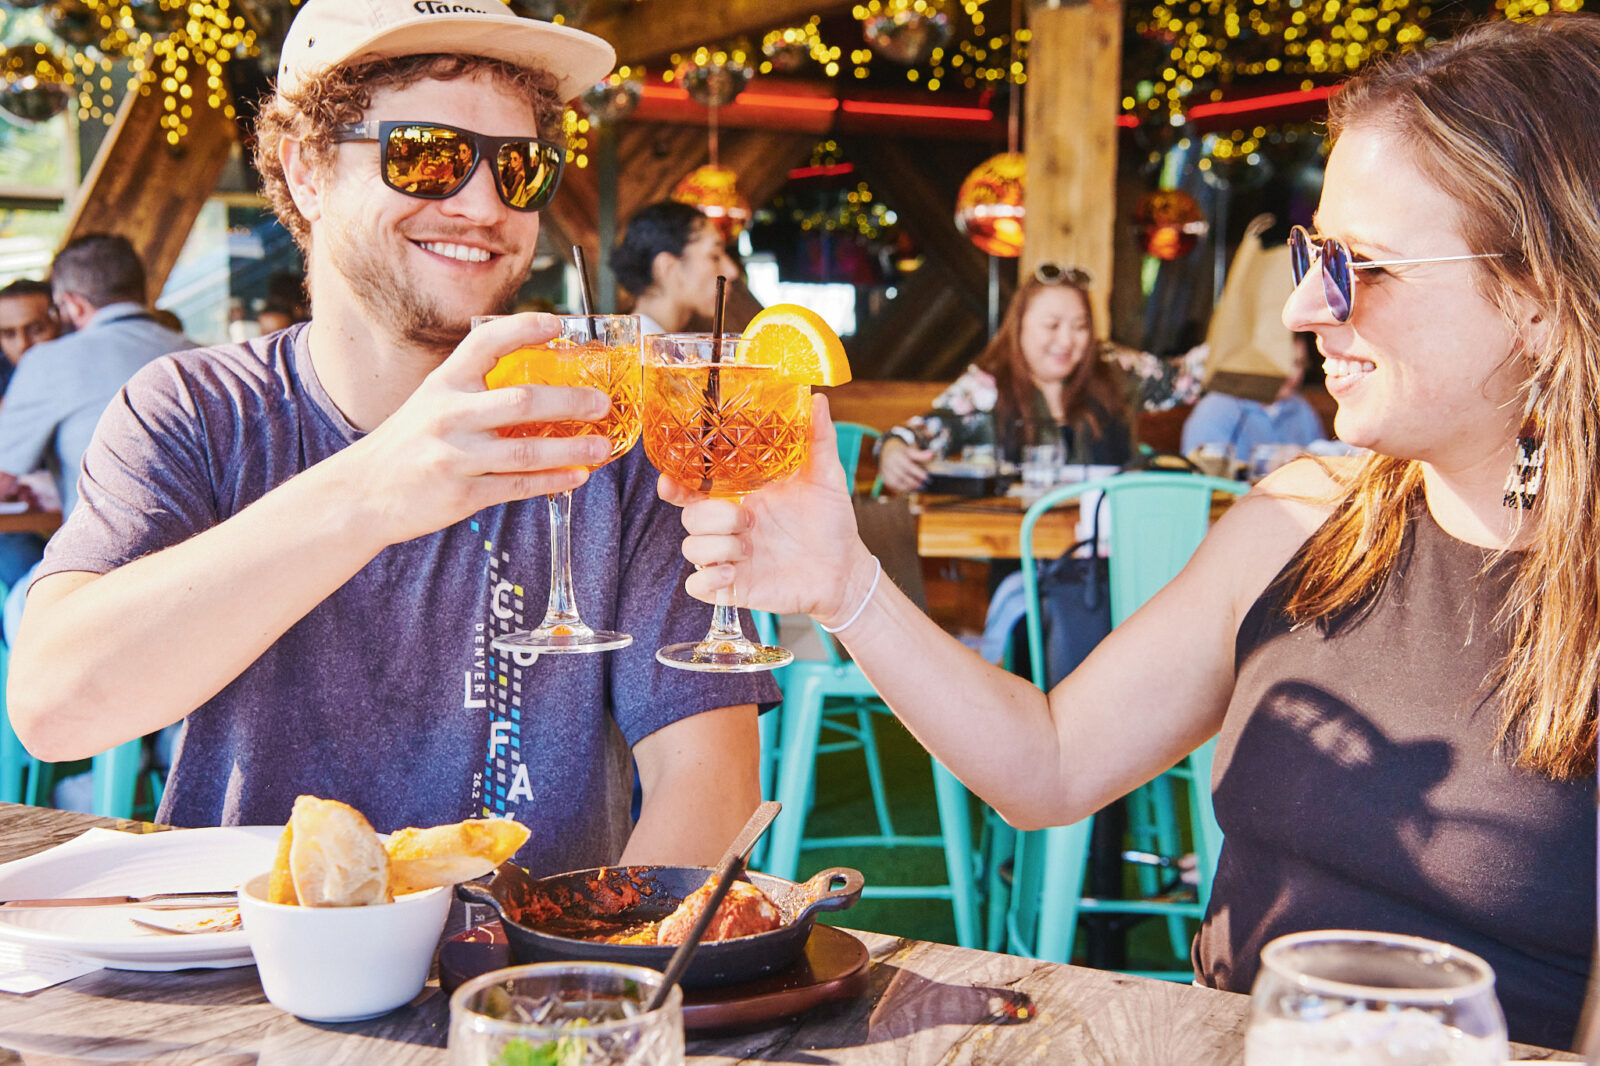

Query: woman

[879,268,1135,494]
[663,16,1598,1048]
[611,200,739,336]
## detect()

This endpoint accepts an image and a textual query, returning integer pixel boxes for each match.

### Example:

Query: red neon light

[738,92,839,113]
[840,99,994,121]
[789,162,857,180]
[641,84,690,101]
[1187,85,1336,119]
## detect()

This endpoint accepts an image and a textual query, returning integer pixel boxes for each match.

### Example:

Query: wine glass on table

[641,303,849,672]
[474,312,642,654]
[1244,930,1509,1065]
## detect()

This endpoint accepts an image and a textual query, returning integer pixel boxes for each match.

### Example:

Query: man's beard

[325,224,526,351]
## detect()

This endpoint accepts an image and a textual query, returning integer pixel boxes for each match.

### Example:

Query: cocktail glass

[1244,930,1509,1065]
[474,314,642,654]
[641,333,811,672]
[449,961,684,1066]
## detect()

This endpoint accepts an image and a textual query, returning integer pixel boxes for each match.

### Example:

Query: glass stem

[703,587,749,647]
[540,488,590,635]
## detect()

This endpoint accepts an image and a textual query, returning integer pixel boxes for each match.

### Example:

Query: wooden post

[61,59,236,296]
[1021,0,1124,328]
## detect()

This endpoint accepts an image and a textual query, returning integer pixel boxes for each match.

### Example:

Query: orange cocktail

[641,360,811,497]
[642,333,812,672]
[474,313,641,655]
[486,340,641,468]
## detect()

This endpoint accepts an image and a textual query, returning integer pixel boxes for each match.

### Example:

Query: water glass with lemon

[641,304,850,672]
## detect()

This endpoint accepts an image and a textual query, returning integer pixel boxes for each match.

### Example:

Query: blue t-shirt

[37,324,778,874]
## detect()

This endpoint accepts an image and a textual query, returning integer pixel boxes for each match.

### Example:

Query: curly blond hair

[252,54,564,251]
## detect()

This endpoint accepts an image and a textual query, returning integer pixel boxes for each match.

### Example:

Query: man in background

[0,279,60,395]
[0,234,189,520]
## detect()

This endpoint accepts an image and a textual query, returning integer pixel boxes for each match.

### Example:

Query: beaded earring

[1502,385,1544,510]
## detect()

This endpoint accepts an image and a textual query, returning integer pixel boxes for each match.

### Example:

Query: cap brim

[281,14,615,102]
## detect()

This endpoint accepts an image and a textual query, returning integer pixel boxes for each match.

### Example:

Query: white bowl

[238,872,451,1022]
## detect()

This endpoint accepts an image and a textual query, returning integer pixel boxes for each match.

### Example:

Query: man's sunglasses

[331,120,565,213]
[1288,224,1503,323]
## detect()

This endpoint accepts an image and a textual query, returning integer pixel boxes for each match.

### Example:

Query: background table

[0,805,1578,1064]
[0,510,61,538]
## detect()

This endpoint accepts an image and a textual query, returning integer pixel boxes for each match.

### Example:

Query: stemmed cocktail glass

[475,313,642,654]
[641,333,812,672]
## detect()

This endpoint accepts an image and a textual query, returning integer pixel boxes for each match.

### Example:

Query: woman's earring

[1503,386,1544,510]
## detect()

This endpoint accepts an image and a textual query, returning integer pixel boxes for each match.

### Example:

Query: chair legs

[91,740,145,820]
[762,662,983,948]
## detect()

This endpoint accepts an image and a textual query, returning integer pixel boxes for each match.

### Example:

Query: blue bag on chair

[1032,544,1113,688]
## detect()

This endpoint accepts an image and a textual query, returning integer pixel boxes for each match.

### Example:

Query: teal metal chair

[756,421,983,948]
[999,471,1246,975]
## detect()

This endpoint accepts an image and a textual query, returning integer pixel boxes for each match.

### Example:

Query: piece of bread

[286,796,390,907]
[386,818,530,896]
[267,822,298,905]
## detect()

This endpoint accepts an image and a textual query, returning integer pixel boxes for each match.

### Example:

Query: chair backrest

[1017,471,1247,905]
[832,421,882,497]
[1020,471,1248,643]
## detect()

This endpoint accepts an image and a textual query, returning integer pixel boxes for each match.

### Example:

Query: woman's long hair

[975,273,1127,434]
[1283,14,1600,780]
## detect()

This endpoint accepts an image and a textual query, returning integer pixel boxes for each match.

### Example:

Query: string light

[0,0,255,142]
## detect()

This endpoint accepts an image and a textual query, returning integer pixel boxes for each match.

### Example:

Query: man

[7,0,771,874]
[0,278,59,393]
[0,235,189,518]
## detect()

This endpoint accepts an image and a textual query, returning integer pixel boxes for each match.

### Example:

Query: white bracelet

[820,556,882,634]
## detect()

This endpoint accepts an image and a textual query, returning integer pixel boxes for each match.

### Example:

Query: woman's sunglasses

[331,120,565,213]
[1034,262,1093,287]
[1288,224,1503,323]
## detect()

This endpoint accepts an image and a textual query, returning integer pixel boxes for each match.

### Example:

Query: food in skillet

[267,795,530,906]
[655,876,783,944]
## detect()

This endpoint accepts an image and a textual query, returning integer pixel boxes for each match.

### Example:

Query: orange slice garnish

[738,303,852,386]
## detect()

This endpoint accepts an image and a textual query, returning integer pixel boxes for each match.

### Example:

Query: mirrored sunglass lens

[385,125,472,196]
[1321,238,1353,322]
[1289,228,1312,284]
[495,142,561,210]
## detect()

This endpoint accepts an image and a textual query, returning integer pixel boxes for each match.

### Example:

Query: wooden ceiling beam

[63,59,236,295]
[582,0,859,65]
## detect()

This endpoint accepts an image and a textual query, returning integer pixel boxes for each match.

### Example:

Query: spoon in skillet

[644,799,781,1012]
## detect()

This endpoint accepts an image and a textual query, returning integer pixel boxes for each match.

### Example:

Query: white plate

[0,825,281,971]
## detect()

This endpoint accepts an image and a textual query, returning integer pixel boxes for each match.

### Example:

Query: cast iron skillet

[457,863,864,989]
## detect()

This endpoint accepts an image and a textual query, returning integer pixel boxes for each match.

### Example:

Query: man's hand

[0,471,20,503]
[335,313,614,547]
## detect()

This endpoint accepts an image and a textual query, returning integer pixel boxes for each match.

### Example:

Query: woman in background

[878,267,1136,493]
[611,201,739,336]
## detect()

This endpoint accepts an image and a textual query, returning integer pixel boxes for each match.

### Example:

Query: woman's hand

[878,436,934,494]
[657,395,877,625]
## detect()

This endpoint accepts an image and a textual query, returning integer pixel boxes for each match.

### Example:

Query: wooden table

[0,805,1577,1064]
[0,510,60,538]
[914,493,1080,560]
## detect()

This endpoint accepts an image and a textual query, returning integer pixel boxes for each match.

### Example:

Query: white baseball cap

[276,0,616,102]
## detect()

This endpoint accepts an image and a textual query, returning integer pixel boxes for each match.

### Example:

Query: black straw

[573,244,594,316]
[700,275,729,493]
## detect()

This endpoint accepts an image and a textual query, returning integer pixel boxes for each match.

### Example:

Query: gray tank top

[1197,500,1594,1048]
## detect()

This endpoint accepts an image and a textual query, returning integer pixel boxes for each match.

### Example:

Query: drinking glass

[474,314,642,654]
[1249,442,1301,483]
[1018,417,1064,492]
[1244,930,1509,1066]
[449,961,684,1066]
[641,333,812,672]
[1189,441,1236,480]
